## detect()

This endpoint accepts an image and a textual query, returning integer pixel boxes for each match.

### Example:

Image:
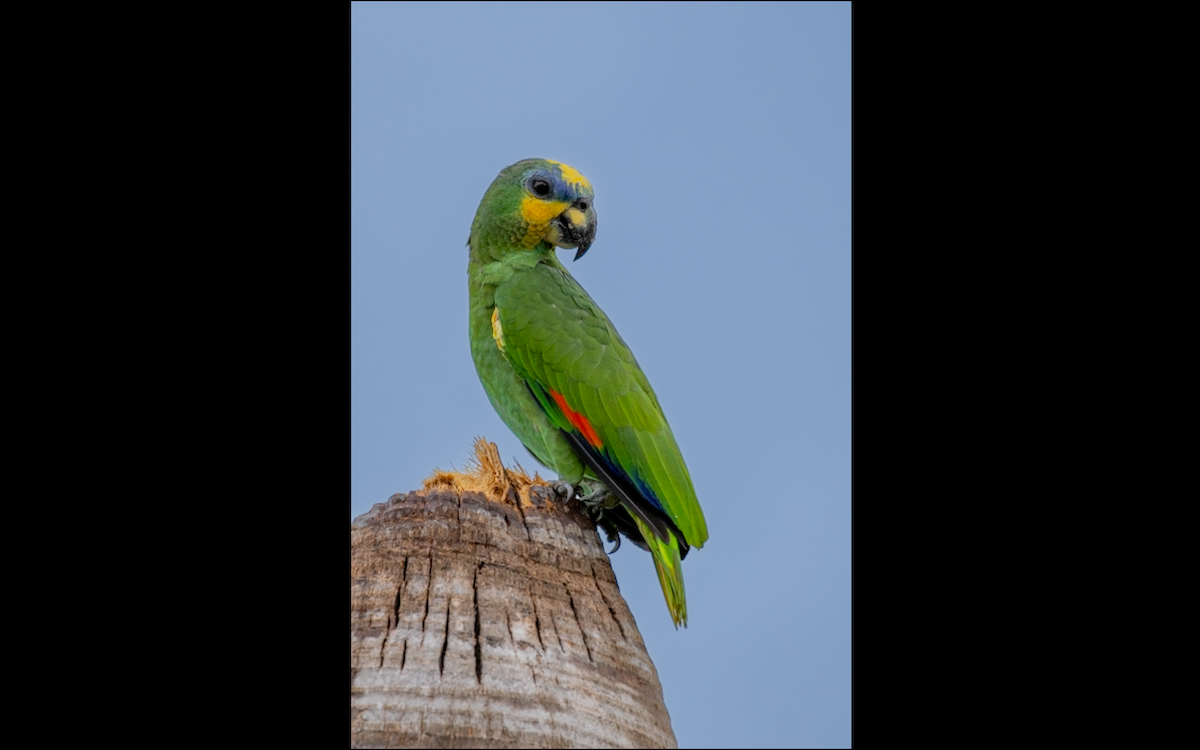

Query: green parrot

[467,158,708,627]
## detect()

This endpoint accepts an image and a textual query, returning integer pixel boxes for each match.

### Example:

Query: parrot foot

[578,484,624,554]
[554,480,622,554]
[576,481,617,510]
[552,480,615,509]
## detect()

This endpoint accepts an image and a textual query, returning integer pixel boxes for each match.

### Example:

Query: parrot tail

[632,515,687,628]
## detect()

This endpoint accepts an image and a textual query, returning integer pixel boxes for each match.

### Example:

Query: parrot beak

[572,230,595,261]
[549,203,597,261]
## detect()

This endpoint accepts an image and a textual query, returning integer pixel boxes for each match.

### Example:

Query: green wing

[494,262,708,550]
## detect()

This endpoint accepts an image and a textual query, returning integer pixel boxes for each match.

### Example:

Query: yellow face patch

[491,307,506,353]
[518,196,569,248]
[547,160,592,192]
[519,195,570,227]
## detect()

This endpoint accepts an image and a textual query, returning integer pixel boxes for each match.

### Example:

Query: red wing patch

[550,389,603,449]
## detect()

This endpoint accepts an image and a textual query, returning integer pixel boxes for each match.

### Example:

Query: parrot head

[470,158,597,260]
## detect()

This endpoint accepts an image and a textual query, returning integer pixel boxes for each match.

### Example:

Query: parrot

[467,158,708,627]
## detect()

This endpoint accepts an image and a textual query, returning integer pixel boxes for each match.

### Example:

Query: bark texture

[351,448,677,749]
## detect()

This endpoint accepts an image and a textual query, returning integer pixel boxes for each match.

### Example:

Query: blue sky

[351,3,850,747]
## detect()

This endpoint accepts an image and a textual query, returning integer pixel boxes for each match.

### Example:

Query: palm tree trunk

[351,441,677,749]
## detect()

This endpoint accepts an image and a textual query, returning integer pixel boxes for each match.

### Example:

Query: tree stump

[351,440,677,749]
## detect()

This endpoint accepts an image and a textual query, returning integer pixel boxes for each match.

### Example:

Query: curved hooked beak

[549,203,597,261]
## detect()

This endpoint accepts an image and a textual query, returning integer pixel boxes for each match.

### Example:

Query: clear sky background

[351,3,850,747]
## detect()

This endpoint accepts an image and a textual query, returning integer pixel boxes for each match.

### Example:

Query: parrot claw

[552,481,577,500]
[605,535,621,555]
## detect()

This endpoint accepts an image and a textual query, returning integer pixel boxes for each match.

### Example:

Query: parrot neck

[468,240,563,287]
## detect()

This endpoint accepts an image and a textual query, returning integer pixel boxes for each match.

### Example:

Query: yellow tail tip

[641,519,688,628]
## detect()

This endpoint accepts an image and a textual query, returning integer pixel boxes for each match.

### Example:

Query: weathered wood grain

[352,481,676,749]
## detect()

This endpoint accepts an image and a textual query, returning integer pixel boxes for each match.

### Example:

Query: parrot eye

[577,201,589,211]
[529,178,552,198]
